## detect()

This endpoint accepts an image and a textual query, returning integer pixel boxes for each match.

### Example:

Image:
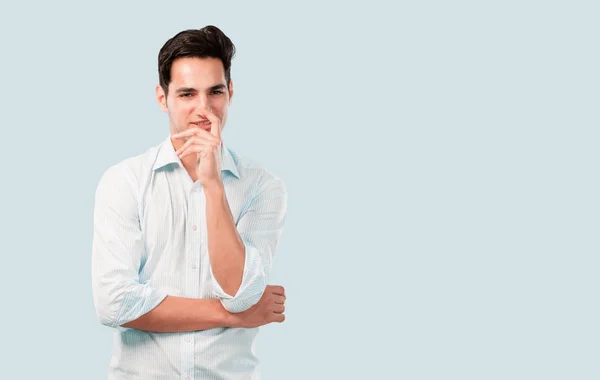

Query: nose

[196,94,209,110]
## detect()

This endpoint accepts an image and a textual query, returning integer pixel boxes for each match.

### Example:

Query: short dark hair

[158,25,236,96]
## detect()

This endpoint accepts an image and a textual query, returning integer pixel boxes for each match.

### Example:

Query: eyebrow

[175,84,227,94]
[208,84,227,92]
[175,87,197,94]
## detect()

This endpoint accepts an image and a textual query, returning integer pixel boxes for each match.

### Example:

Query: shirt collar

[152,134,240,179]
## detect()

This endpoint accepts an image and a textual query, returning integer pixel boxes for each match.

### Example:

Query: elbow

[93,279,167,328]
[211,243,270,313]
[220,279,267,313]
[96,301,132,332]
[94,294,119,328]
[92,282,127,328]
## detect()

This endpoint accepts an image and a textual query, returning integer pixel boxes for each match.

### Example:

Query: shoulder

[95,141,163,197]
[227,146,286,195]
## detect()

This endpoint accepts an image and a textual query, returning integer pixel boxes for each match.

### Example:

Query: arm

[91,166,228,332]
[205,178,287,313]
[121,296,229,332]
[204,185,245,297]
[124,285,287,331]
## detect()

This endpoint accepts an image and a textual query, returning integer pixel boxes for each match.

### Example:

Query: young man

[91,25,287,380]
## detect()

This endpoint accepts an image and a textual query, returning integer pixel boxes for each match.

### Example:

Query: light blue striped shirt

[91,135,287,380]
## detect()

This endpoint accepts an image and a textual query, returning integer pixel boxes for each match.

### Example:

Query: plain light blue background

[1,1,598,379]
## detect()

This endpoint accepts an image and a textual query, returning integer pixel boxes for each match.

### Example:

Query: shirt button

[192,225,197,231]
[192,264,197,269]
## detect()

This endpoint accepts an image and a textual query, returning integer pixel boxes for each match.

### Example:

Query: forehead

[169,57,226,89]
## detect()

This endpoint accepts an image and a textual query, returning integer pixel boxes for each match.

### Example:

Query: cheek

[170,103,195,118]
[215,101,229,117]
[212,96,228,108]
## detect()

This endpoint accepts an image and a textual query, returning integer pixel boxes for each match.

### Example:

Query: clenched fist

[229,285,286,328]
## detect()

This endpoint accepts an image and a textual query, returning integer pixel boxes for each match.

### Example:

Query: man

[91,25,287,380]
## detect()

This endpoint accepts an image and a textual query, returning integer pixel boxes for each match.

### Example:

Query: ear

[156,84,168,112]
[228,79,234,104]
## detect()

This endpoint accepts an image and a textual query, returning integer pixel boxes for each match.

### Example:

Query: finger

[175,139,193,156]
[201,107,222,139]
[178,145,200,160]
[173,129,219,145]
[274,295,285,304]
[178,144,216,160]
[172,128,198,140]
[270,286,285,296]
[275,313,285,323]
[177,142,216,160]
[174,137,196,156]
[175,137,219,156]
[172,127,220,142]
[272,304,285,313]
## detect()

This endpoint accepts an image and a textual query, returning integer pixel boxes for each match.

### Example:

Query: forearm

[121,295,233,332]
[205,184,245,296]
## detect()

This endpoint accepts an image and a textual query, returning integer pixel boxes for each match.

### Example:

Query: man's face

[157,57,233,136]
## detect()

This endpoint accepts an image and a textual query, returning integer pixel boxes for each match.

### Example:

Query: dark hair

[158,25,236,96]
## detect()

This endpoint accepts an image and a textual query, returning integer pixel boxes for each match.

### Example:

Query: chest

[138,170,251,271]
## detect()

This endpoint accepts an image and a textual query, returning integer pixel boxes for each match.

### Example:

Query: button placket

[187,190,201,299]
[182,187,198,380]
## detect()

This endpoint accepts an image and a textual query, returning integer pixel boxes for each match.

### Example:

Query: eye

[211,90,224,95]
[179,93,193,98]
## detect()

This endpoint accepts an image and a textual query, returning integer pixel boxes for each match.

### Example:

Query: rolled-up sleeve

[91,165,167,330]
[211,178,287,313]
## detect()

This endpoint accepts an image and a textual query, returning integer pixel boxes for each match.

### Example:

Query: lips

[190,121,211,130]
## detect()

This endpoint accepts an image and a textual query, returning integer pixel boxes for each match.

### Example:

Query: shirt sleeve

[91,165,168,330]
[210,177,288,313]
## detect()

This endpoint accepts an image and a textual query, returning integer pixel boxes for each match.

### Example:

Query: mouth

[190,121,211,131]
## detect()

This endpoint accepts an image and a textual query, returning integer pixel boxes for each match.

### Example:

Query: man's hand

[229,285,286,328]
[173,106,223,189]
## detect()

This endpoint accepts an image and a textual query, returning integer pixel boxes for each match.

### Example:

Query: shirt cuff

[210,239,267,313]
[113,285,168,332]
